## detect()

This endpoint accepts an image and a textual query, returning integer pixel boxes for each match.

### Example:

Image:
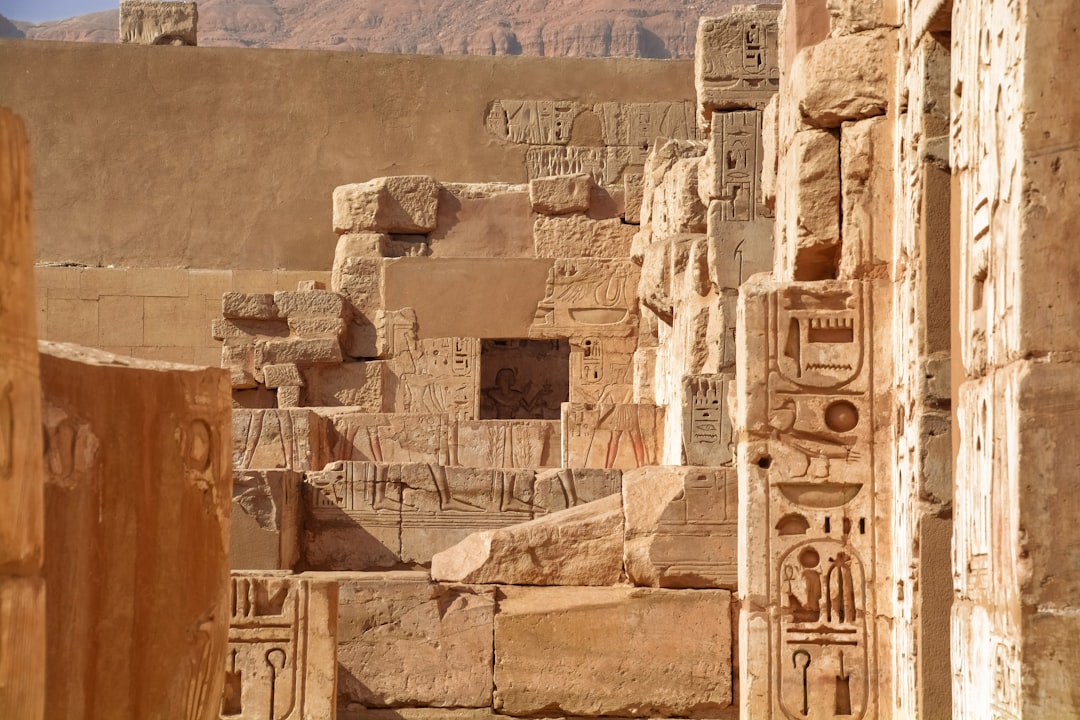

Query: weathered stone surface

[790,29,895,127]
[696,7,780,119]
[430,493,624,585]
[301,361,384,409]
[223,573,338,720]
[622,466,737,588]
[334,232,393,259]
[259,337,343,364]
[563,402,663,470]
[0,117,44,720]
[839,116,893,276]
[429,184,534,258]
[274,289,346,318]
[222,292,279,320]
[826,0,898,35]
[261,362,303,389]
[529,174,593,215]
[39,342,231,720]
[530,258,640,340]
[336,572,495,708]
[778,128,841,280]
[231,470,300,570]
[623,172,644,224]
[533,214,635,258]
[234,408,328,472]
[0,578,45,720]
[494,586,732,716]
[120,0,197,45]
[333,176,440,234]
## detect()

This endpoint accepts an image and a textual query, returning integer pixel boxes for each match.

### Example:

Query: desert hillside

[8,0,741,57]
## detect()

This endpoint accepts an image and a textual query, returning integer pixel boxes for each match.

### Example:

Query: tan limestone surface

[430,493,625,585]
[0,105,44,720]
[39,342,232,720]
[336,572,495,709]
[494,586,733,716]
[0,40,697,271]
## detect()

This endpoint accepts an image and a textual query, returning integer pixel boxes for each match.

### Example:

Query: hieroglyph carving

[738,278,881,720]
[696,8,780,114]
[530,259,640,340]
[393,337,480,421]
[487,101,703,184]
[221,574,337,720]
[682,374,734,466]
[563,402,663,470]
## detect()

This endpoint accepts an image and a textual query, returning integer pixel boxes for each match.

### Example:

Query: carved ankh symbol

[793,649,812,716]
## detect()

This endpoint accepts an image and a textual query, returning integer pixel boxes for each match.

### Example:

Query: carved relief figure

[482,368,553,420]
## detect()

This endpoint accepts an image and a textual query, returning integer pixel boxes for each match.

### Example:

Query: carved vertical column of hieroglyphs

[890,11,953,718]
[221,573,338,720]
[683,5,778,468]
[952,0,1080,715]
[735,5,897,718]
[0,107,45,719]
[39,343,232,720]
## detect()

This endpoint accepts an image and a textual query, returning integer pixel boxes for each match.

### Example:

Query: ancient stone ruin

[3,0,1080,717]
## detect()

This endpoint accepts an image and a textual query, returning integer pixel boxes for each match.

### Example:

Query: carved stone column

[0,105,45,720]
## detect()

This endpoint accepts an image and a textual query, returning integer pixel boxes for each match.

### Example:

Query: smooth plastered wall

[0,40,695,272]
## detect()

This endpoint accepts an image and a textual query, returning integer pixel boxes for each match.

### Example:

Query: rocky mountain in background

[10,0,741,58]
[0,13,25,37]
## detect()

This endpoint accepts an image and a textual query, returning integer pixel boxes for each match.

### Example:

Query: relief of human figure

[783,546,823,623]
[595,384,645,469]
[482,367,552,420]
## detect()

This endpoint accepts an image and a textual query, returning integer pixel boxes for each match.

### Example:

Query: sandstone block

[429,184,534,258]
[222,292,279,320]
[120,0,198,45]
[682,373,735,465]
[333,176,440,234]
[532,215,635,258]
[708,203,774,291]
[39,343,231,720]
[231,470,300,570]
[336,572,495,708]
[623,173,644,224]
[791,29,895,128]
[335,232,392,259]
[696,8,780,120]
[781,129,841,280]
[223,573,338,720]
[234,408,328,472]
[261,362,303,389]
[529,174,592,215]
[563,402,663,470]
[827,0,898,35]
[638,234,697,324]
[273,289,346,318]
[301,361,384,409]
[430,493,624,585]
[286,315,347,341]
[840,116,894,276]
[494,586,732,716]
[623,466,737,588]
[259,337,342,365]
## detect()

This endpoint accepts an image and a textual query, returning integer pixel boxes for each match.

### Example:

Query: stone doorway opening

[479,339,569,420]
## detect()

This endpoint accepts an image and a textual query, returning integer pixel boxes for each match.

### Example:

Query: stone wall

[0,40,696,271]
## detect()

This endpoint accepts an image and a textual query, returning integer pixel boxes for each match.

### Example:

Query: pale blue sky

[0,0,115,23]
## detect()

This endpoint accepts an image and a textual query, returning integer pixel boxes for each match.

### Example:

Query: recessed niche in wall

[479,339,570,420]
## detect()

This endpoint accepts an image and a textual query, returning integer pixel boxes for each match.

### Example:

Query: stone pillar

[120,0,198,46]
[0,107,45,720]
[736,5,897,717]
[951,0,1080,715]
[892,22,953,720]
[39,343,232,720]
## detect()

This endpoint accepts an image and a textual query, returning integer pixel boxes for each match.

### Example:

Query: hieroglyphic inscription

[568,336,636,406]
[738,277,880,720]
[530,259,640,340]
[489,100,703,184]
[696,8,780,114]
[393,337,480,421]
[682,374,734,466]
[652,468,738,587]
[221,574,337,720]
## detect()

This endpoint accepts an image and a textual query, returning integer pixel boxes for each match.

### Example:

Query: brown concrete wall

[0,40,695,272]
